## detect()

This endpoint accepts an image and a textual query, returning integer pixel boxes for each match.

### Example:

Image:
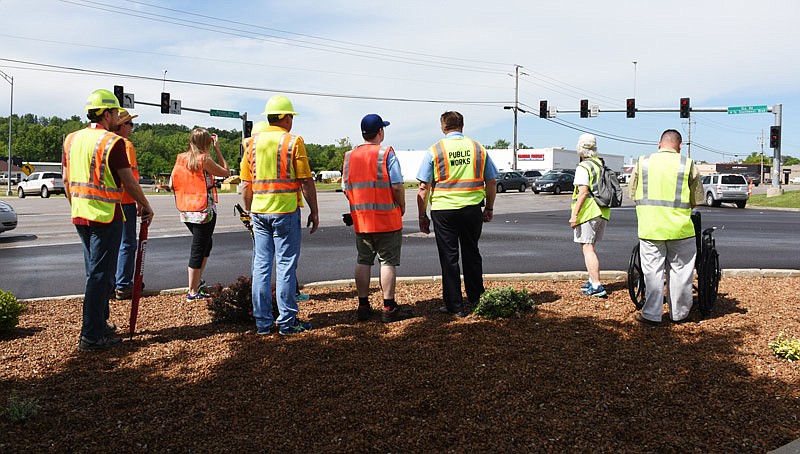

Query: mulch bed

[1,277,799,452]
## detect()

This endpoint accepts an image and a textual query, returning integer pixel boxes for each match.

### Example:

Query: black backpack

[581,158,623,208]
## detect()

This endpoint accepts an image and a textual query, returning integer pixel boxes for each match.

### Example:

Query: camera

[342,213,353,226]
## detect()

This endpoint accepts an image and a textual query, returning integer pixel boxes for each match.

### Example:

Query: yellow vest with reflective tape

[572,157,611,224]
[430,137,486,210]
[248,130,301,214]
[63,128,125,223]
[634,150,694,240]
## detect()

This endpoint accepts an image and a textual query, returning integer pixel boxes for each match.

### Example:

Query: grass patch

[748,189,800,208]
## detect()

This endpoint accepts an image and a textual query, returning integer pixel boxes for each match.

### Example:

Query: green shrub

[473,287,535,319]
[769,333,800,362]
[0,288,25,331]
[2,392,40,423]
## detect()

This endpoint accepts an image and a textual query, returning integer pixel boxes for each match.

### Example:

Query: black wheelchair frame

[627,210,721,315]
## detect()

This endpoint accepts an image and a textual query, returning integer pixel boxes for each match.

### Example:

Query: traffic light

[113,85,124,107]
[770,126,781,148]
[626,98,636,118]
[539,100,548,118]
[160,92,170,114]
[580,99,589,118]
[679,97,690,118]
[244,120,253,138]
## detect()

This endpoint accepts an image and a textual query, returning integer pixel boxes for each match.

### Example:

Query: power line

[541,116,657,145]
[124,0,510,68]
[0,58,510,105]
[60,0,507,74]
[0,33,508,92]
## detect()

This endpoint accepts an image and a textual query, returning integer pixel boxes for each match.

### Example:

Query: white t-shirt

[574,164,590,187]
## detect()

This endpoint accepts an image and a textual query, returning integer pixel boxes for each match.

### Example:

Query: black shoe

[381,305,414,323]
[78,335,122,351]
[357,304,374,322]
[115,286,132,300]
[438,305,468,318]
[105,322,117,335]
[633,311,661,327]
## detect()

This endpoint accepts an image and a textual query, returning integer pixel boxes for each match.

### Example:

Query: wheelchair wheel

[697,238,720,315]
[627,243,645,310]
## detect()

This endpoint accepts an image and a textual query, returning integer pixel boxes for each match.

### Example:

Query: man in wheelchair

[628,130,705,326]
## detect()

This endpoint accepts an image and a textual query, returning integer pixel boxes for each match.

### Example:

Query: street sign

[728,105,767,114]
[210,109,240,118]
[170,100,181,115]
[21,163,35,176]
[122,93,135,109]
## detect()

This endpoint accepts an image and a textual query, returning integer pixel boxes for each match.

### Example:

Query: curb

[21,269,799,302]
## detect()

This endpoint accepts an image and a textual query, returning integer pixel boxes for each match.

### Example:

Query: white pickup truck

[17,171,66,198]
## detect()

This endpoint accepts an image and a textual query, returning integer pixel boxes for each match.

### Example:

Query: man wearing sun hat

[240,95,319,336]
[62,89,153,351]
[342,114,412,323]
[113,108,141,300]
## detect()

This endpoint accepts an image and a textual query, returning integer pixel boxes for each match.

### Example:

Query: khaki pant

[639,237,696,322]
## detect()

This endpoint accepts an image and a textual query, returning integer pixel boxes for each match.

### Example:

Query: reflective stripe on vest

[571,157,609,223]
[634,152,694,240]
[430,138,486,210]
[249,131,302,214]
[343,144,402,233]
[63,128,125,223]
[172,153,216,212]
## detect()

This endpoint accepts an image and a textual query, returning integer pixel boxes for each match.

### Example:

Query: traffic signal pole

[768,104,783,196]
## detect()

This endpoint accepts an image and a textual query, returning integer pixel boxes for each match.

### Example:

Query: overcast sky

[1,0,797,165]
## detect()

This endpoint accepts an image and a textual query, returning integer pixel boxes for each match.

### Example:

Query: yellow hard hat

[262,95,298,116]
[85,89,121,112]
[252,121,270,133]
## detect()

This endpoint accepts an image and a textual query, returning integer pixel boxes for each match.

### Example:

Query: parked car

[533,172,575,194]
[701,173,749,208]
[0,200,17,234]
[496,171,529,193]
[743,173,760,186]
[138,175,155,185]
[17,172,65,198]
[0,172,19,185]
[791,176,800,184]
[522,170,543,185]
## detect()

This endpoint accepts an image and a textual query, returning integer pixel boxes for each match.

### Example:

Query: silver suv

[701,173,749,208]
[17,171,66,198]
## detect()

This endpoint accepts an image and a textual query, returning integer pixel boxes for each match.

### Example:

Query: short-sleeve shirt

[415,132,499,183]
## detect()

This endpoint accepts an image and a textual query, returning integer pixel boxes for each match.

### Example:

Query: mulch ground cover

[1,277,799,452]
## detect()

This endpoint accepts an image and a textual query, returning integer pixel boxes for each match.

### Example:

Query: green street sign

[728,105,767,115]
[210,109,240,118]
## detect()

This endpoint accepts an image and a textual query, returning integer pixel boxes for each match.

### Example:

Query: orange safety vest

[171,152,217,212]
[342,144,402,233]
[248,131,302,214]
[121,138,139,205]
[63,127,125,223]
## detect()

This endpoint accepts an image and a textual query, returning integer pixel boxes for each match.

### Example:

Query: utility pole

[0,69,13,196]
[768,104,783,196]
[682,119,694,159]
[758,130,765,184]
[504,65,527,170]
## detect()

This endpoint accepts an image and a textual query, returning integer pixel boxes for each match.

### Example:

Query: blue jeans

[115,203,137,290]
[251,210,301,331]
[76,220,122,340]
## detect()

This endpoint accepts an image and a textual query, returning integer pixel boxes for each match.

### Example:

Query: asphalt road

[1,189,798,299]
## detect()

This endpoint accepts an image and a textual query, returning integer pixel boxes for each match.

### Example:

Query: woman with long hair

[171,128,229,301]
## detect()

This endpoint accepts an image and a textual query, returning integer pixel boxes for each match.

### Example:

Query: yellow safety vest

[634,150,695,240]
[63,127,125,223]
[572,157,611,224]
[247,130,301,214]
[429,137,486,210]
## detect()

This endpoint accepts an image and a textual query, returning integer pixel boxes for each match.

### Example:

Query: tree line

[0,114,353,178]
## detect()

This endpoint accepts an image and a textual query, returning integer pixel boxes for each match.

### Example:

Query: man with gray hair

[569,133,610,298]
